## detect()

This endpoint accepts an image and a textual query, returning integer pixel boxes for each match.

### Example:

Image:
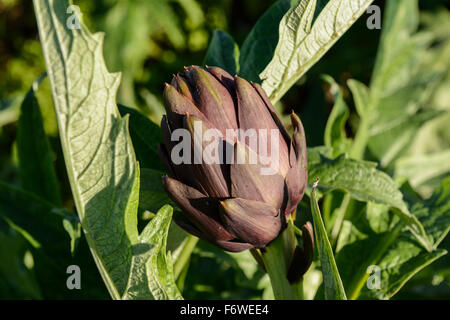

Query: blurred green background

[1,0,450,299]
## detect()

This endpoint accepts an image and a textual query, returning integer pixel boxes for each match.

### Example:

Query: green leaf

[0,95,21,128]
[17,76,61,206]
[395,150,450,197]
[0,181,72,253]
[310,184,347,300]
[308,150,432,251]
[139,168,176,214]
[370,0,420,92]
[323,75,351,156]
[123,205,182,300]
[118,105,164,171]
[239,0,293,82]
[261,0,374,103]
[33,0,180,300]
[0,223,42,299]
[204,30,239,75]
[139,168,198,280]
[309,153,407,212]
[336,199,448,300]
[368,108,443,167]
[174,0,205,29]
[358,238,446,300]
[347,79,370,118]
[407,177,450,250]
[352,0,448,166]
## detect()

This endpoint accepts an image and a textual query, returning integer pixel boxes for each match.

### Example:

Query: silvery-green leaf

[123,205,182,300]
[261,0,374,103]
[33,0,180,300]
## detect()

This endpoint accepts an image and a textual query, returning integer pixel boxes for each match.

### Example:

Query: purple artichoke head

[159,65,307,252]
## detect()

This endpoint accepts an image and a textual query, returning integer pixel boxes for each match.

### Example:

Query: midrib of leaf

[261,0,374,103]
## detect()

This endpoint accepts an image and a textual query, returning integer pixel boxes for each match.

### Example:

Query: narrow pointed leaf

[311,184,347,300]
[17,77,61,206]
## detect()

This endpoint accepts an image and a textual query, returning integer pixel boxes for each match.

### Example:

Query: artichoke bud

[159,65,308,252]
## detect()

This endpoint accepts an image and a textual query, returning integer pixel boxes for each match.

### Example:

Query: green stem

[261,235,295,300]
[173,235,199,279]
[292,280,304,300]
[330,193,351,246]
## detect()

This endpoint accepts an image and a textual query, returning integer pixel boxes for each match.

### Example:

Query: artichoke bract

[159,65,307,252]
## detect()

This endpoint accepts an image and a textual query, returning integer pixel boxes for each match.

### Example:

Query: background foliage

[1,0,450,299]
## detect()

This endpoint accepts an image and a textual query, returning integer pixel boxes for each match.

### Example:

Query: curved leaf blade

[33,0,180,300]
[17,77,61,206]
[261,0,374,103]
[123,205,182,300]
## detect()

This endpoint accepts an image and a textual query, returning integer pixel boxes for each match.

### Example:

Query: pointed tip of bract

[290,112,303,133]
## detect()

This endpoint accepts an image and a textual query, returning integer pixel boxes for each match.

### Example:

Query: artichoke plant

[159,65,307,252]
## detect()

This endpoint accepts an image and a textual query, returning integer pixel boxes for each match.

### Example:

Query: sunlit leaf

[261,0,374,103]
[33,0,180,300]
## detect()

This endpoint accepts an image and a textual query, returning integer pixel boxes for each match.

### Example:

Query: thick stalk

[261,234,295,300]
